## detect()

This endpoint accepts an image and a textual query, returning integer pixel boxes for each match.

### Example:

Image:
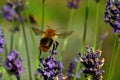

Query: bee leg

[55,41,59,50]
[52,43,55,51]
[52,41,59,51]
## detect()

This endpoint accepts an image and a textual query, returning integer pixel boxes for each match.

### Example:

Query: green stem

[74,0,89,80]
[2,27,8,58]
[41,0,45,31]
[0,67,11,80]
[98,40,103,50]
[61,9,74,58]
[109,40,120,80]
[26,11,39,68]
[21,18,32,80]
[10,34,14,51]
[93,2,100,50]
[15,32,19,50]
[81,0,89,52]
[106,36,118,80]
[73,61,80,80]
[10,20,15,51]
[4,44,8,59]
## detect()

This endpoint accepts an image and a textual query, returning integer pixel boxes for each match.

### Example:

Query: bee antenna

[56,28,64,31]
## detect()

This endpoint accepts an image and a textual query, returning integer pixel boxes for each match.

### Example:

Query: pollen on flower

[105,0,120,34]
[79,46,105,80]
[35,50,64,80]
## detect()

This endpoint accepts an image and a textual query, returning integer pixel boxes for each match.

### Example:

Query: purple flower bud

[5,50,24,80]
[35,51,64,80]
[79,46,104,80]
[0,26,5,53]
[105,0,120,34]
[7,50,18,61]
[68,0,80,9]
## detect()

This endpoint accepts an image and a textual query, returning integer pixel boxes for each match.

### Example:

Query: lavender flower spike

[66,55,82,80]
[5,50,24,80]
[68,0,80,9]
[0,26,5,53]
[1,2,16,21]
[79,46,105,80]
[35,50,64,80]
[105,0,120,34]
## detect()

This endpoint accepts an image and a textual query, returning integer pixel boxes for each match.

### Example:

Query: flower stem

[0,67,11,80]
[2,27,8,58]
[10,20,15,51]
[4,44,8,58]
[21,17,32,80]
[74,0,89,80]
[98,40,103,50]
[93,2,100,50]
[10,34,14,51]
[81,0,89,52]
[41,0,45,31]
[26,11,39,68]
[106,36,118,80]
[109,39,120,80]
[15,32,19,50]
[61,9,74,59]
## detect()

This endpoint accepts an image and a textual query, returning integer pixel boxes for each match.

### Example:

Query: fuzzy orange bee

[32,26,73,56]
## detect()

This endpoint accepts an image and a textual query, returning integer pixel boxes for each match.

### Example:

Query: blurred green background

[0,0,120,80]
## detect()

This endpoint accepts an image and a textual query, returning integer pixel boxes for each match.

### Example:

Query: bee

[32,26,73,56]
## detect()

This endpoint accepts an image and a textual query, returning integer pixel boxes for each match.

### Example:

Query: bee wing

[32,27,44,35]
[57,31,73,39]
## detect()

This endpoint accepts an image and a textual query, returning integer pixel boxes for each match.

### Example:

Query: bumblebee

[32,26,73,56]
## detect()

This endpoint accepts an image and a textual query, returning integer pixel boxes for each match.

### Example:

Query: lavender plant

[0,26,5,79]
[5,50,24,80]
[0,27,5,53]
[105,0,120,80]
[68,0,80,9]
[0,0,120,80]
[79,46,105,80]
[66,56,82,80]
[35,50,64,80]
[105,0,120,34]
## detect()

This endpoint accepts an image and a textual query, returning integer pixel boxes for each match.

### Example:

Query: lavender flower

[1,2,17,21]
[0,27,5,53]
[68,0,80,9]
[66,56,82,80]
[1,1,26,22]
[79,46,105,80]
[5,50,24,80]
[67,58,77,78]
[35,50,64,80]
[105,0,120,34]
